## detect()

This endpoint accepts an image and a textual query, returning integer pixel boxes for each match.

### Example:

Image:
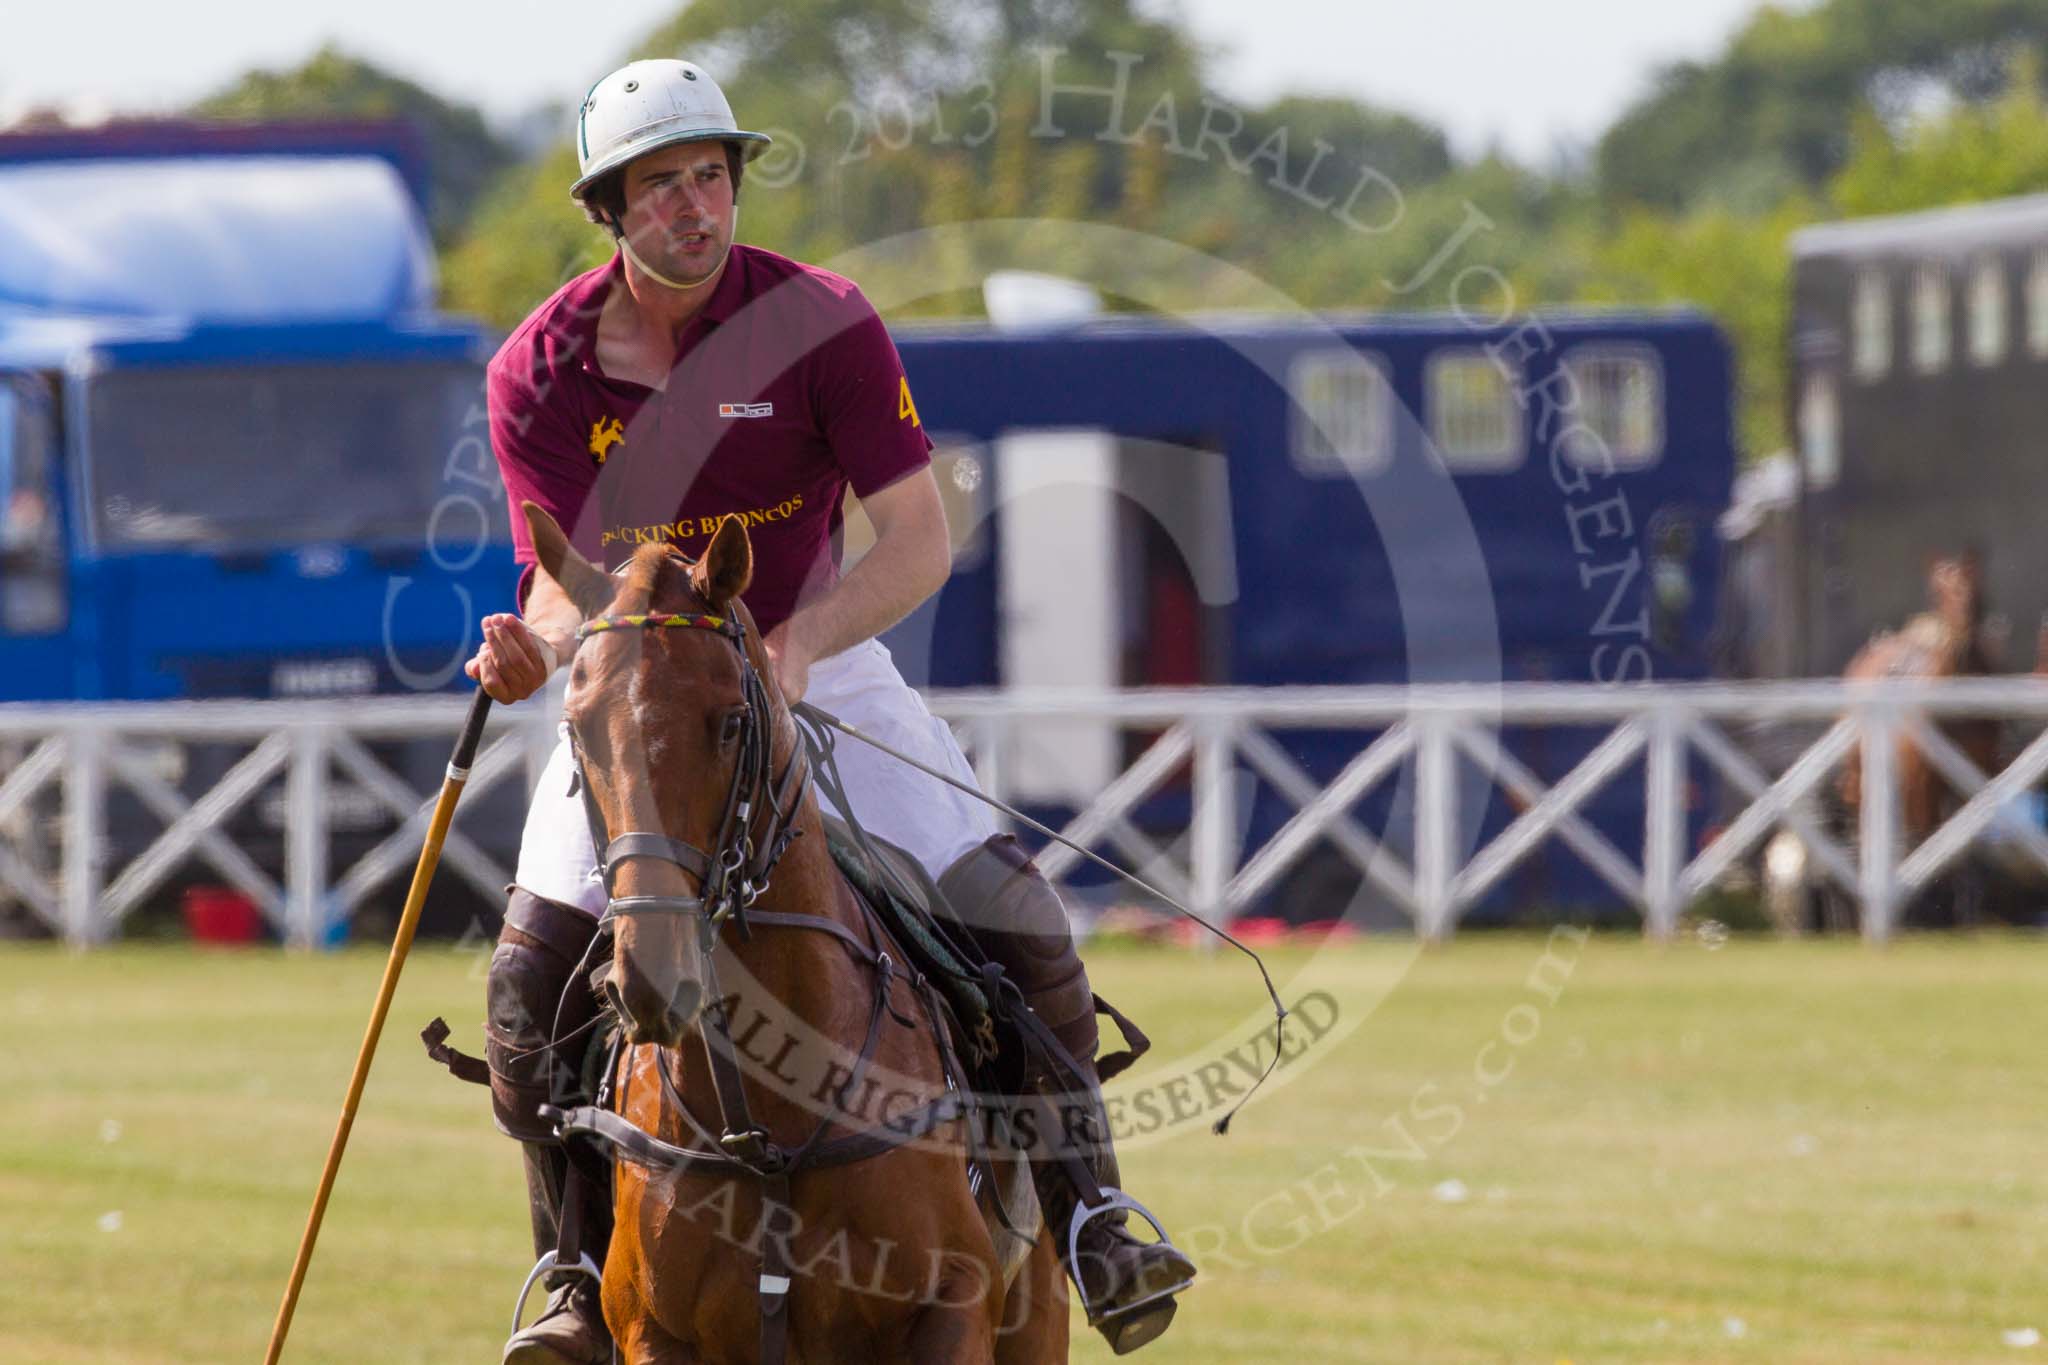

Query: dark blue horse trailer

[882,309,1735,920]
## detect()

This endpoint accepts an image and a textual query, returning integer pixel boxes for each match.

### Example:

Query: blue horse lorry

[0,121,516,937]
[0,122,1733,927]
[0,121,508,704]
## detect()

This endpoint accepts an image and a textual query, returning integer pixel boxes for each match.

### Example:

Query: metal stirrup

[1063,1187,1188,1322]
[509,1249,603,1337]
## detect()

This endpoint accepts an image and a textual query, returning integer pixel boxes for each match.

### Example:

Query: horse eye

[721,710,746,744]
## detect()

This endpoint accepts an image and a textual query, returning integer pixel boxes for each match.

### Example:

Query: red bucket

[182,886,261,945]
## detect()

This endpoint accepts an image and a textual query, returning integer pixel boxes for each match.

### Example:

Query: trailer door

[995,429,1121,803]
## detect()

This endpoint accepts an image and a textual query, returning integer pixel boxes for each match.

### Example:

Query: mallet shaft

[262,688,493,1364]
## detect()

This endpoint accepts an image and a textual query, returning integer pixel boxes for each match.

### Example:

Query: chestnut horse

[526,503,1063,1364]
[1836,552,2001,921]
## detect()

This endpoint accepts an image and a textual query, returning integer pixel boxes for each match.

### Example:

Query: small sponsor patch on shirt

[718,402,773,419]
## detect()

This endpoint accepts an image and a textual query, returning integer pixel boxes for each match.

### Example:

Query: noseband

[564,609,810,949]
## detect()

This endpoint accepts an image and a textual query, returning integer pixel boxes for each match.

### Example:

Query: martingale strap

[551,926,972,1184]
[543,1089,970,1176]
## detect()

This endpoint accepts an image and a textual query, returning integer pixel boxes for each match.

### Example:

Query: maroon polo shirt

[487,244,932,633]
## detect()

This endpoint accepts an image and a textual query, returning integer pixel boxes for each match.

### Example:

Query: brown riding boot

[1027,1059,1198,1353]
[487,891,614,1365]
[502,1143,612,1365]
[939,835,1197,1354]
[506,1280,608,1365]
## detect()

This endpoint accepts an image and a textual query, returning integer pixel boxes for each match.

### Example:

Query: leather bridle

[564,609,809,949]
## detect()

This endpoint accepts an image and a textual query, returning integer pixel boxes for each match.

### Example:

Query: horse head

[1928,550,1984,634]
[525,500,788,1050]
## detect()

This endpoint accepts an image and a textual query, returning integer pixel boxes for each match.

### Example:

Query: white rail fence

[6,679,2048,948]
[0,699,563,948]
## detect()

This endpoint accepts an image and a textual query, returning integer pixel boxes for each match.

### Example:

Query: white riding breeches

[514,638,999,918]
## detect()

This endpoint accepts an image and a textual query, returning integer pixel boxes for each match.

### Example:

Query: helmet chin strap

[615,206,739,293]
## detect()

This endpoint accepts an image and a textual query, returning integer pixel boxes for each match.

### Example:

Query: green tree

[1597,0,2048,211]
[1830,55,2048,214]
[446,0,1246,318]
[1578,4,2048,454]
[1241,95,1452,195]
[1571,199,1814,458]
[191,44,515,243]
[441,147,611,328]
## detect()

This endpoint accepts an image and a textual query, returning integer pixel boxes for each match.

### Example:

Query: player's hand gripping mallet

[261,688,493,1364]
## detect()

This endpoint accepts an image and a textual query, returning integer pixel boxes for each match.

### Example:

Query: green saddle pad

[820,816,998,1062]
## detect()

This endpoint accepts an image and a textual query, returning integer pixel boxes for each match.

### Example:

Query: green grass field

[4,931,2044,1363]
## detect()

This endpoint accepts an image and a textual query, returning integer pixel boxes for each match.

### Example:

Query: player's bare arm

[763,464,950,703]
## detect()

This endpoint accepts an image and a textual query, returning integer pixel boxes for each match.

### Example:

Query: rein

[794,701,1291,1136]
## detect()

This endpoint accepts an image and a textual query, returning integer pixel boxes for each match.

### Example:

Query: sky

[2,0,1781,163]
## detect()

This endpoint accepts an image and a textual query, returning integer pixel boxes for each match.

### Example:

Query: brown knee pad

[486,887,603,1142]
[939,835,1096,1059]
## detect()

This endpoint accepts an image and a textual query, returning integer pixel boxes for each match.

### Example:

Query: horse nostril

[605,979,661,1044]
[603,969,702,1046]
[666,981,704,1034]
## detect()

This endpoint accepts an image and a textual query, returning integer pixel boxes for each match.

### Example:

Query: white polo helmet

[571,59,771,203]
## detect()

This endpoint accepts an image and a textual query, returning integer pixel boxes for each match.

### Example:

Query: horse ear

[523,501,613,619]
[693,514,754,607]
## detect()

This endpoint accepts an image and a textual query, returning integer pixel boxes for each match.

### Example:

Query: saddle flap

[821,816,1004,1065]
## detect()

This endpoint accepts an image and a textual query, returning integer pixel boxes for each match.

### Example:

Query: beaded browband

[575,611,738,641]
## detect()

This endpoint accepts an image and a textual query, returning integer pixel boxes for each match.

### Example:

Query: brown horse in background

[1836,552,2002,920]
[528,505,1064,1364]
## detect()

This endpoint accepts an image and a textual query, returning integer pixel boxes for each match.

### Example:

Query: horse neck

[752,683,843,898]
[1935,610,1980,672]
[716,683,861,978]
[749,789,855,944]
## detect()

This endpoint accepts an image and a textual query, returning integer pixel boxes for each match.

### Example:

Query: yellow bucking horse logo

[588,416,625,465]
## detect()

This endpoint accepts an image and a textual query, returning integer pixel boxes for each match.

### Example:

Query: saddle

[822,817,1152,1090]
[818,817,1008,1068]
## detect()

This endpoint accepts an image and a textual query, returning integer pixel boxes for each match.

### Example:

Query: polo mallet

[262,688,494,1364]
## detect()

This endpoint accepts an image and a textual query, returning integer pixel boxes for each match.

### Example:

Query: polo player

[463,57,1196,1364]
